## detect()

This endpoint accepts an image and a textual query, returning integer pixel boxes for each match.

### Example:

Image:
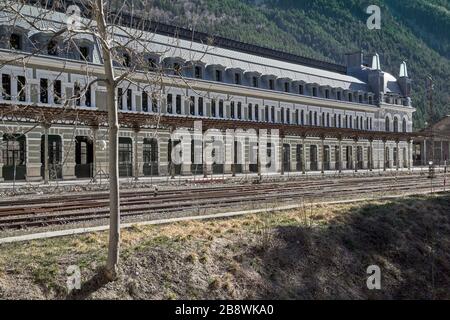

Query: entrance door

[310,145,318,171]
[75,136,93,178]
[119,137,132,177]
[283,144,290,172]
[143,138,159,176]
[2,134,26,180]
[41,135,62,179]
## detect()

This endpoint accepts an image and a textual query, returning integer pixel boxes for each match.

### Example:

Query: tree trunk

[95,0,120,281]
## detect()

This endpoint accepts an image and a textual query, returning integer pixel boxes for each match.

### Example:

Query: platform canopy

[0,103,424,142]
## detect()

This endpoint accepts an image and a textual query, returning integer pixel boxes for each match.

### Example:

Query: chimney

[398,61,411,98]
[345,51,363,69]
[371,53,381,70]
[399,61,408,78]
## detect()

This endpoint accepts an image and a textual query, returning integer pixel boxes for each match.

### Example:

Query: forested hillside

[120,0,450,129]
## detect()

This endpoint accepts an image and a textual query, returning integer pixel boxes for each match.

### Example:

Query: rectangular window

[211,99,216,117]
[127,89,132,110]
[348,93,353,102]
[219,100,224,118]
[312,87,317,97]
[54,80,62,104]
[359,95,363,103]
[79,46,89,61]
[17,76,26,101]
[142,92,148,112]
[40,78,48,103]
[176,95,182,114]
[265,106,269,122]
[74,82,81,106]
[299,85,304,95]
[237,102,242,119]
[118,88,123,110]
[190,96,195,115]
[325,90,329,99]
[173,63,180,74]
[148,58,157,70]
[215,70,222,82]
[85,85,91,107]
[234,73,241,85]
[2,74,11,100]
[284,82,289,93]
[198,97,203,116]
[269,79,274,90]
[255,104,259,121]
[167,94,173,113]
[337,91,341,100]
[252,77,258,88]
[152,95,158,112]
[47,41,58,56]
[286,109,290,124]
[195,66,202,79]
[10,34,21,50]
[230,101,235,119]
[248,103,253,120]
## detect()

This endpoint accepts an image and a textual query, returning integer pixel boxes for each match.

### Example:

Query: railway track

[0,173,446,230]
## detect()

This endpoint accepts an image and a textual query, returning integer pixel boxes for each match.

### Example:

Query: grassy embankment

[0,193,449,299]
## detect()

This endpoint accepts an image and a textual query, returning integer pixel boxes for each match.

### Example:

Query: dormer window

[252,76,258,88]
[358,95,363,103]
[337,91,342,100]
[10,34,22,50]
[269,79,275,90]
[284,82,289,93]
[173,63,181,74]
[299,85,304,95]
[148,58,157,70]
[194,66,202,79]
[234,73,241,85]
[325,89,329,99]
[348,93,353,102]
[2,74,11,100]
[47,40,58,56]
[123,53,130,67]
[54,80,62,104]
[79,46,89,61]
[312,87,317,97]
[215,70,222,82]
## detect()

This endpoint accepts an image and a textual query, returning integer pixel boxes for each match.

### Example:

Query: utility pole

[426,76,435,169]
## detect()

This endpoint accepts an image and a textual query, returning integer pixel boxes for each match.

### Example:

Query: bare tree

[0,0,212,280]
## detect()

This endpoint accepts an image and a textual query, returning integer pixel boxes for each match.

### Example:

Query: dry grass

[0,193,449,299]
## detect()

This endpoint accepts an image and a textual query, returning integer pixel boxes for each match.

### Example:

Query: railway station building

[0,4,421,182]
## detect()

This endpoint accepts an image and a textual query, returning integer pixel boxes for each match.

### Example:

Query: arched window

[385,117,390,132]
[402,118,407,133]
[393,117,399,132]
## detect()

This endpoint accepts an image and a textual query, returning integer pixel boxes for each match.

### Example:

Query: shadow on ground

[249,195,450,299]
